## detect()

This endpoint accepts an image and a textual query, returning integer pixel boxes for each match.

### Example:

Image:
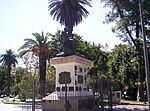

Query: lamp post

[139,0,150,110]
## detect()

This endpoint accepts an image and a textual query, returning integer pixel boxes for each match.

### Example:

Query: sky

[0,0,121,56]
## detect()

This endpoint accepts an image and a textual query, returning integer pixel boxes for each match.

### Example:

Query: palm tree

[48,0,91,35]
[18,32,53,97]
[0,49,18,96]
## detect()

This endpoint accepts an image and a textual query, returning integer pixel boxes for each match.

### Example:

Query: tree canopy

[48,0,92,28]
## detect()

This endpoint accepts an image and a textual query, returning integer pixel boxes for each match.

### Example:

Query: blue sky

[0,0,121,55]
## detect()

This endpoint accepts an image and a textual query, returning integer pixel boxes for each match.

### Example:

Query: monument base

[42,91,93,111]
[42,55,92,111]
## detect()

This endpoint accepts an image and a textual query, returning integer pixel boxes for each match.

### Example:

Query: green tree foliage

[101,0,150,39]
[101,0,150,101]
[46,64,56,94]
[75,35,110,92]
[0,49,18,96]
[11,67,27,96]
[50,30,63,56]
[75,34,103,61]
[86,45,109,77]
[0,66,7,95]
[109,44,139,100]
[18,79,32,99]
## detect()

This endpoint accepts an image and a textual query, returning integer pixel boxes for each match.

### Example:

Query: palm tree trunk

[39,52,46,97]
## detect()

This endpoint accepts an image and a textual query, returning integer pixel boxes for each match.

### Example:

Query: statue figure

[60,28,78,56]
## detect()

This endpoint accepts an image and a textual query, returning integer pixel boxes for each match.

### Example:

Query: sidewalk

[114,104,149,111]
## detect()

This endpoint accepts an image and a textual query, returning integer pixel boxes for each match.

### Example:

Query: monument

[42,28,93,111]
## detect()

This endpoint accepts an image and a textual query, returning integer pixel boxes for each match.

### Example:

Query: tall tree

[0,49,18,96]
[18,32,53,97]
[109,44,138,99]
[48,0,91,40]
[101,0,150,101]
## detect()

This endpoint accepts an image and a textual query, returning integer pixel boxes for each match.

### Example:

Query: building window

[75,81,77,85]
[79,87,82,91]
[76,87,78,91]
[62,87,67,91]
[84,69,86,72]
[56,87,60,91]
[79,67,82,72]
[84,88,87,90]
[78,75,83,84]
[75,66,77,70]
[69,87,74,91]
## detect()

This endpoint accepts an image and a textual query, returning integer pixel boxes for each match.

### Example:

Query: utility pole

[139,0,150,110]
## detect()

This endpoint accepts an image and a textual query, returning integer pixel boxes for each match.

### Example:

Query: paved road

[0,98,149,111]
[0,98,42,111]
[1,103,148,111]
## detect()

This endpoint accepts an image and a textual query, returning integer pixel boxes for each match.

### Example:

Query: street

[0,98,42,111]
[0,98,149,111]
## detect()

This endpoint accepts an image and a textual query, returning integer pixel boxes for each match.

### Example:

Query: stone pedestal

[42,55,93,111]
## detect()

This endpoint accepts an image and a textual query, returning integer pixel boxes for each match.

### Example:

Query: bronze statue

[60,28,77,56]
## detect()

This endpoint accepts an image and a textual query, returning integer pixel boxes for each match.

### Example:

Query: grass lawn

[7,99,21,103]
